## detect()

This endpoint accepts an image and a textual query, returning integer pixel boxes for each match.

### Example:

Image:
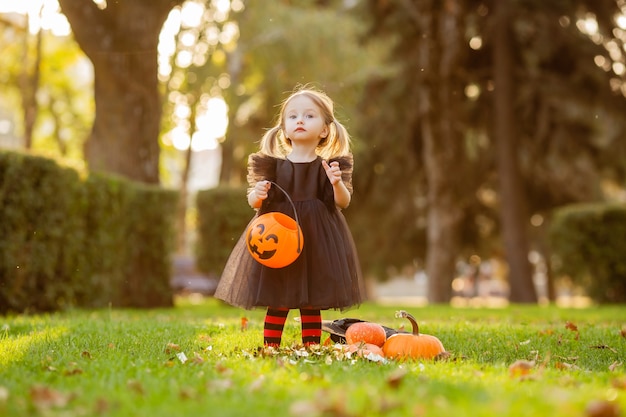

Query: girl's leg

[300,309,322,346]
[264,307,289,347]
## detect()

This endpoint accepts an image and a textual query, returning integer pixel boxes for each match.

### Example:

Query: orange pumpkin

[382,310,445,360]
[344,342,384,358]
[246,212,303,268]
[345,322,387,347]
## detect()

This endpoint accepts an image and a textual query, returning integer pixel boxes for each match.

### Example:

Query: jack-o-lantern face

[246,212,304,268]
[247,223,279,260]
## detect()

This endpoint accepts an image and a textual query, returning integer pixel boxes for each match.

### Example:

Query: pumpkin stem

[395,310,420,335]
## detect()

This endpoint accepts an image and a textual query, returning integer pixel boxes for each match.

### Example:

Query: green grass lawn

[1,297,625,417]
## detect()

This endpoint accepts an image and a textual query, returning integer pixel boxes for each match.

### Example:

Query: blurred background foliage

[1,0,626,304]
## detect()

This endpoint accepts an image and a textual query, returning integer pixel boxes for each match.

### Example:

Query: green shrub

[195,186,251,276]
[122,182,178,308]
[0,152,86,312]
[80,173,133,308]
[0,151,178,313]
[549,202,626,303]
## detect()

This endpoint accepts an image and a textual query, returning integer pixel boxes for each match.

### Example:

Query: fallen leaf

[207,378,233,393]
[555,362,581,371]
[198,334,212,343]
[289,400,319,417]
[215,361,232,375]
[126,380,145,396]
[590,345,618,354]
[509,360,535,378]
[565,321,578,332]
[30,385,72,409]
[387,368,407,389]
[94,397,111,414]
[241,317,249,332]
[178,387,195,400]
[63,368,84,376]
[611,377,626,390]
[248,375,266,392]
[608,361,622,372]
[165,343,180,354]
[585,399,620,417]
[190,352,205,364]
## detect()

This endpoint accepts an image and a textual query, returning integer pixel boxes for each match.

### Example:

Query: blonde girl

[215,86,365,347]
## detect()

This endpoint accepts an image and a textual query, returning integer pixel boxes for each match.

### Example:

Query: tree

[355,0,473,301]
[158,0,238,251]
[58,0,184,183]
[357,0,626,302]
[492,0,537,302]
[219,1,382,185]
[0,10,91,159]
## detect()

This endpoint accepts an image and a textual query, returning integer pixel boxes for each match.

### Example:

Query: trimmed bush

[122,182,178,308]
[195,186,251,276]
[0,152,86,312]
[549,202,626,303]
[0,151,178,313]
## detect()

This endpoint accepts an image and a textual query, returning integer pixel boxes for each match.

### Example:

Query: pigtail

[318,118,351,160]
[259,126,291,158]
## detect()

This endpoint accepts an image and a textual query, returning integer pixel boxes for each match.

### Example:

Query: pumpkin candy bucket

[246,182,303,269]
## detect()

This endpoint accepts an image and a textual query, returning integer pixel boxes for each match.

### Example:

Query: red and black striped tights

[263,308,321,347]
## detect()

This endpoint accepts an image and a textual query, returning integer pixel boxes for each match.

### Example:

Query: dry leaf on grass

[386,368,408,389]
[585,400,620,417]
[30,385,73,409]
[165,343,180,354]
[509,360,535,378]
[590,345,618,354]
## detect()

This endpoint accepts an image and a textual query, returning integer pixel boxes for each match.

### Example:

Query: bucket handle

[269,181,302,254]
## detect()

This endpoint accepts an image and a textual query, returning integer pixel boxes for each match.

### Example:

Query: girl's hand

[254,180,271,200]
[322,160,342,185]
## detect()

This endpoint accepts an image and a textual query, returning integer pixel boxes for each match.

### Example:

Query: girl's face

[283,95,329,146]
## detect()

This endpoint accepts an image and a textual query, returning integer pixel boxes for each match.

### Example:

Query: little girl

[215,86,366,348]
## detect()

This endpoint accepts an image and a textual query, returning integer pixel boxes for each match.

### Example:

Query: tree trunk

[59,0,183,183]
[20,23,42,150]
[413,0,466,303]
[175,104,196,254]
[492,0,538,303]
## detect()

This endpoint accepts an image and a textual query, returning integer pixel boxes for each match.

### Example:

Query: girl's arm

[323,160,351,209]
[331,180,351,209]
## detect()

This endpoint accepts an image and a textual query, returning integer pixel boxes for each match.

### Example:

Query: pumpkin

[344,342,384,358]
[246,212,303,268]
[382,310,445,360]
[345,322,387,347]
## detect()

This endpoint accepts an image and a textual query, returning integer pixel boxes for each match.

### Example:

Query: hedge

[549,202,626,303]
[195,185,251,277]
[0,151,178,313]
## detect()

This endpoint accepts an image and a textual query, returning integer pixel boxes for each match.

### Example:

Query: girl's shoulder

[248,152,280,182]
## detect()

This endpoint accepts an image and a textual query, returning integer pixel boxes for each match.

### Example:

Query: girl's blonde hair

[259,87,351,160]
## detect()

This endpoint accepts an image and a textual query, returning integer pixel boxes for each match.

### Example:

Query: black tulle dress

[215,153,366,311]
